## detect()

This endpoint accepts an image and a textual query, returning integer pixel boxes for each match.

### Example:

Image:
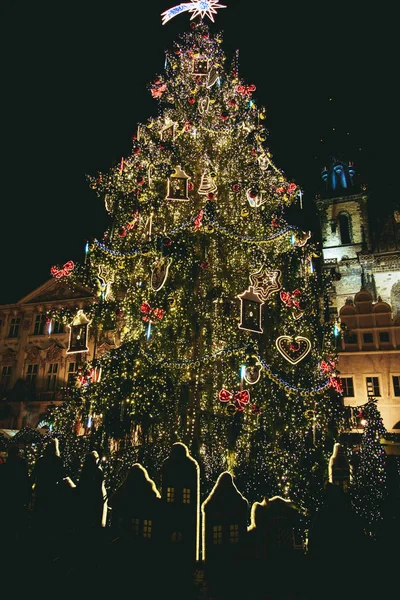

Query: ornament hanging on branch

[237,286,264,333]
[207,65,219,88]
[193,56,209,75]
[97,265,115,301]
[198,172,217,196]
[275,335,311,365]
[198,96,210,115]
[160,120,177,142]
[140,302,165,324]
[292,230,311,247]
[280,289,304,320]
[67,310,91,355]
[151,257,172,292]
[166,165,191,201]
[194,210,204,231]
[219,388,250,413]
[249,266,282,301]
[243,361,262,385]
[246,188,267,208]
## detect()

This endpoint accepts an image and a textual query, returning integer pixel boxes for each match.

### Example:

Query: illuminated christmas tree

[350,398,388,534]
[47,4,346,513]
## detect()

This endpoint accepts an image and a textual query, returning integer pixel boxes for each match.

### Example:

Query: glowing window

[366,377,380,397]
[182,488,191,504]
[167,487,175,502]
[392,376,400,397]
[212,525,223,544]
[143,519,152,539]
[341,377,354,397]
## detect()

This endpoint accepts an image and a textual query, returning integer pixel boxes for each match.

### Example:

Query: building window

[393,376,400,397]
[212,525,223,545]
[52,320,65,334]
[366,377,380,397]
[171,531,183,543]
[0,366,12,392]
[363,332,373,344]
[166,487,175,503]
[182,488,191,504]
[339,213,351,244]
[344,332,357,344]
[379,331,390,343]
[26,364,39,390]
[143,519,152,539]
[229,524,239,544]
[342,377,355,397]
[46,363,59,391]
[67,361,81,387]
[33,314,46,336]
[8,317,20,338]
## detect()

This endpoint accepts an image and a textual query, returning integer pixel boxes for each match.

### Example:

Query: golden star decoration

[249,267,282,301]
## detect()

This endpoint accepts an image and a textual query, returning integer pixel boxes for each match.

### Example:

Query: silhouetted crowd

[0,440,399,600]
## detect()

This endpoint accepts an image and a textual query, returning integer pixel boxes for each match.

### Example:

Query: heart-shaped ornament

[275,335,311,365]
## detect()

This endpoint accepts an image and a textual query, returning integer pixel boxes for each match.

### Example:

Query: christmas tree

[47,3,345,514]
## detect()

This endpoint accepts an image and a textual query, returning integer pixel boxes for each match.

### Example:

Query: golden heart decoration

[275,335,311,365]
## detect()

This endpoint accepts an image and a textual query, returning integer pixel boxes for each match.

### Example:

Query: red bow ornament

[140,302,165,324]
[219,388,250,412]
[50,260,75,279]
[329,376,343,393]
[237,84,256,97]
[151,83,167,98]
[320,359,336,374]
[280,289,302,309]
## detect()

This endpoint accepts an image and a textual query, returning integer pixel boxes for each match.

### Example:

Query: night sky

[1,1,395,304]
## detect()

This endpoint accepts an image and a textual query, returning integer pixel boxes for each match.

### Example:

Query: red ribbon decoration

[194,210,204,231]
[320,359,336,374]
[140,302,165,324]
[50,260,75,279]
[236,84,256,97]
[151,83,167,98]
[280,289,302,309]
[219,388,250,412]
[329,376,343,393]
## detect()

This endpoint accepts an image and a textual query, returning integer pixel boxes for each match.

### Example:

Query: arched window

[338,213,351,244]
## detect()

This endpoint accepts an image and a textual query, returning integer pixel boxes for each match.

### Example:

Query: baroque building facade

[0,279,109,431]
[317,156,400,433]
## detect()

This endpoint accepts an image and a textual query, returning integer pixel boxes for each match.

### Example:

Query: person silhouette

[76,450,108,534]
[0,444,31,544]
[30,437,66,537]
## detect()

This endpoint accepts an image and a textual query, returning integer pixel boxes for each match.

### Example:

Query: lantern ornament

[237,286,264,333]
[67,310,91,355]
[160,120,177,142]
[166,165,191,201]
[193,56,209,75]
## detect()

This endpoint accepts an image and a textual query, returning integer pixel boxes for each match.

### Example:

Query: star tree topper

[161,1,227,25]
